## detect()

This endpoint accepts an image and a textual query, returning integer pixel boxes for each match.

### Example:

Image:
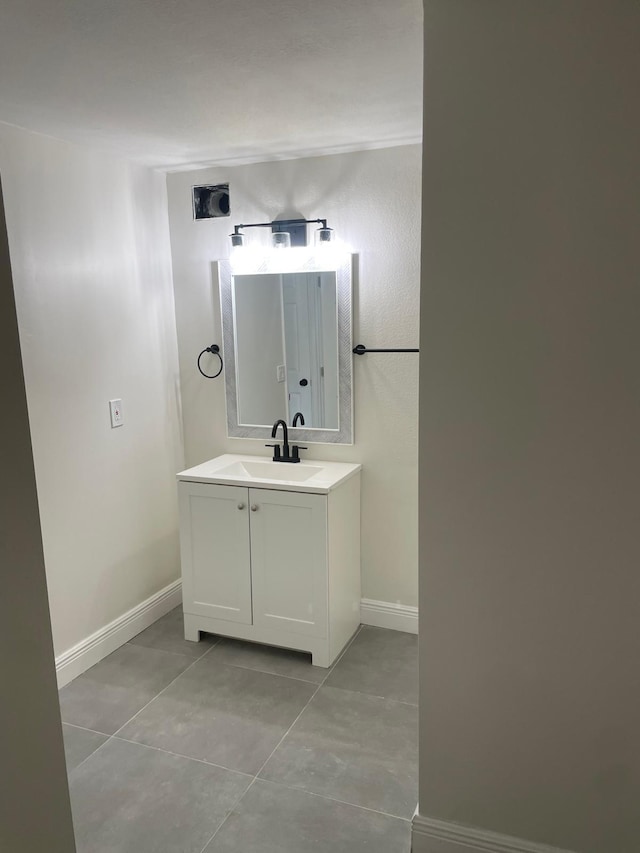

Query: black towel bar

[352,344,419,355]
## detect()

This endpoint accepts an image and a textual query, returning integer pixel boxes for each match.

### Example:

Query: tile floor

[59,607,418,853]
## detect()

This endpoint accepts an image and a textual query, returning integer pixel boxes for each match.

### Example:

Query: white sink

[177,454,361,494]
[217,460,323,482]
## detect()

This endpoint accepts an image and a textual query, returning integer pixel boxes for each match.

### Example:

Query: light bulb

[315,227,334,245]
[272,231,291,249]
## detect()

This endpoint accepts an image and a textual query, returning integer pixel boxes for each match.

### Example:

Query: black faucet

[267,418,306,463]
[292,412,305,427]
[271,419,289,457]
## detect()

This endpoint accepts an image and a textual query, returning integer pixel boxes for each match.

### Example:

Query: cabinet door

[249,488,327,638]
[179,482,252,624]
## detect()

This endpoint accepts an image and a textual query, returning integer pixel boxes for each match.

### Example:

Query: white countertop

[177,453,361,495]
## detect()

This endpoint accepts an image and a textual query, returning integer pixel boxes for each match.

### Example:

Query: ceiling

[0,0,423,170]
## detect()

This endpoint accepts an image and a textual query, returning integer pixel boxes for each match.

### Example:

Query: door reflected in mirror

[234,271,339,429]
[219,253,352,445]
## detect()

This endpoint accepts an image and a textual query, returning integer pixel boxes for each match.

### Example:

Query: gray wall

[0,180,76,851]
[419,3,640,852]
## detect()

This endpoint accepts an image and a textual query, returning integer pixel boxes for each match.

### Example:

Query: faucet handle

[291,445,307,461]
[265,443,281,460]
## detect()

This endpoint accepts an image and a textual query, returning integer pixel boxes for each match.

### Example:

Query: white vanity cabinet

[177,455,361,668]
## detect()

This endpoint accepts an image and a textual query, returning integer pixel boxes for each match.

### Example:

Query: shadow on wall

[227,152,372,229]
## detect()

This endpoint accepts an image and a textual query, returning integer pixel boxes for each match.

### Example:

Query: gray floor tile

[325,626,418,704]
[59,643,193,735]
[203,779,411,853]
[260,685,418,818]
[69,738,251,853]
[118,658,317,774]
[208,637,327,683]
[62,724,108,772]
[128,606,217,658]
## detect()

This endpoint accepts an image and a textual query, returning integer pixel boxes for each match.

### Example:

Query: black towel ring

[197,344,223,379]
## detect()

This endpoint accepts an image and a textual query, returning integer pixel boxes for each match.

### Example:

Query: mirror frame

[218,253,354,444]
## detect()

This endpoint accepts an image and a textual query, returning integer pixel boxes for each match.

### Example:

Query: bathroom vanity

[177,454,361,667]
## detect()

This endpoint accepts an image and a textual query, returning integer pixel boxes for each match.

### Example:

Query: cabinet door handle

[237,503,245,510]
[250,504,258,512]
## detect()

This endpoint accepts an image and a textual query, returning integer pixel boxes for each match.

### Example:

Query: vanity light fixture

[229,218,334,251]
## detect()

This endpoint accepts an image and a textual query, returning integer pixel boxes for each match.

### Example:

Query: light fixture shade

[230,232,245,248]
[272,231,292,249]
[315,226,334,245]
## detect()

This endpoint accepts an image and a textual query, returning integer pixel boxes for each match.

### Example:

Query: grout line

[126,635,221,662]
[67,733,114,776]
[194,768,414,853]
[123,641,199,661]
[253,623,363,780]
[196,767,412,853]
[61,721,112,737]
[318,623,363,685]
[70,639,222,775]
[109,639,220,739]
[185,636,223,662]
[320,682,419,708]
[255,684,323,778]
[197,658,328,686]
[256,777,415,823]
[111,735,254,779]
[195,776,260,853]
[318,624,419,705]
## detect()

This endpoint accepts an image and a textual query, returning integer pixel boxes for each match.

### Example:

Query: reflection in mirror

[234,272,338,429]
[219,253,353,445]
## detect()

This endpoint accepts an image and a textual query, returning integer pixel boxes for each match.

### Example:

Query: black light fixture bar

[231,218,328,236]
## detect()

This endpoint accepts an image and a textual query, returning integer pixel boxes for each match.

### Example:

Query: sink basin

[177,454,361,494]
[217,460,323,482]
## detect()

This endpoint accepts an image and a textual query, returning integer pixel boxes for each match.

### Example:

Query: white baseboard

[55,588,414,688]
[55,579,182,688]
[411,815,576,853]
[360,598,418,634]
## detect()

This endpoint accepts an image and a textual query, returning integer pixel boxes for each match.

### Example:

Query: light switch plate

[109,399,123,428]
[276,364,286,383]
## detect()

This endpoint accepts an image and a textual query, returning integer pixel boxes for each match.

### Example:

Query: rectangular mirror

[219,252,353,444]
